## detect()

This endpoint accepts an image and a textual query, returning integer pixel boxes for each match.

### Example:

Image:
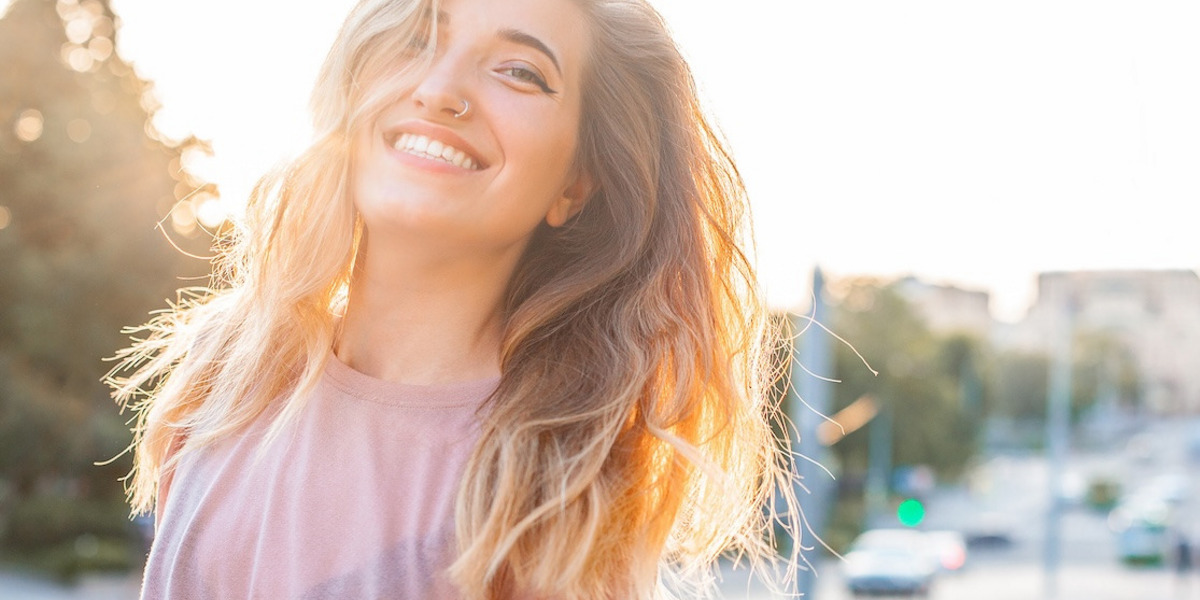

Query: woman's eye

[503,66,557,94]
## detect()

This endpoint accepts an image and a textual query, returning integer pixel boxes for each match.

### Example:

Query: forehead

[436,0,591,74]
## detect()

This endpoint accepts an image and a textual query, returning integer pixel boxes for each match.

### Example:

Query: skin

[336,0,593,385]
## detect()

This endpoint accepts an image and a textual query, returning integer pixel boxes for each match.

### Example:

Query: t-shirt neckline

[323,354,500,408]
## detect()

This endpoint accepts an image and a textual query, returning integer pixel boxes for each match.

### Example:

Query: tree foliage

[0,0,213,573]
[804,277,1144,489]
[824,278,979,481]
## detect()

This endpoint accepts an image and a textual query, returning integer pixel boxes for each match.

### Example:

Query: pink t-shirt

[141,356,499,599]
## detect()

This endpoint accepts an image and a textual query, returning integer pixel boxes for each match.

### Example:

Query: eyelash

[503,66,557,95]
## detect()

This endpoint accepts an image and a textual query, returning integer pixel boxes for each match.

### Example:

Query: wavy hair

[110,0,798,598]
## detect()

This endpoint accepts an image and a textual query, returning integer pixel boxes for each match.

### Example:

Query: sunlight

[195,196,229,229]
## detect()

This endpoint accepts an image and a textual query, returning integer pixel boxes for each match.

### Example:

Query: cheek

[349,132,378,196]
[349,138,417,226]
[505,111,581,189]
[349,151,383,212]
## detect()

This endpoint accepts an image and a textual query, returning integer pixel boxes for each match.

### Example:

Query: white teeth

[392,133,479,170]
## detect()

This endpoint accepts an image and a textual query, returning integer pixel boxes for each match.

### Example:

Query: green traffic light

[897,498,925,527]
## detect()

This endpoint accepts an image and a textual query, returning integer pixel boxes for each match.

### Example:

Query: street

[720,416,1200,600]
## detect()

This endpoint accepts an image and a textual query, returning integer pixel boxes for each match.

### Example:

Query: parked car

[1109,495,1172,565]
[1144,472,1190,505]
[843,529,938,597]
[1186,423,1200,463]
[964,510,1016,548]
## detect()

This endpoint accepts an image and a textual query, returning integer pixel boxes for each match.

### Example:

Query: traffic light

[897,498,925,527]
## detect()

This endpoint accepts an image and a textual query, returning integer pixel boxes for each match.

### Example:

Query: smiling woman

[352,0,591,262]
[108,0,799,598]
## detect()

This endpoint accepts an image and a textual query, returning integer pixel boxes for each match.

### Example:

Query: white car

[1144,472,1190,505]
[843,529,938,597]
[1108,495,1172,565]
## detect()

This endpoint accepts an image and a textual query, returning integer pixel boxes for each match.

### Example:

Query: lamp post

[1043,293,1075,599]
[788,267,835,598]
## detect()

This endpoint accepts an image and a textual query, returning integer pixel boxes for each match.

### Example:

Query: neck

[335,234,522,385]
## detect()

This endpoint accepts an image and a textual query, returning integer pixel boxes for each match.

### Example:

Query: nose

[410,53,472,120]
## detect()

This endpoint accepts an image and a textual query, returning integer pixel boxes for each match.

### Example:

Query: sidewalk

[0,570,139,600]
[4,562,1194,600]
[717,558,1199,600]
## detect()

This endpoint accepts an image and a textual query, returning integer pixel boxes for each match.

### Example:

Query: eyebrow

[498,28,561,76]
[434,11,562,76]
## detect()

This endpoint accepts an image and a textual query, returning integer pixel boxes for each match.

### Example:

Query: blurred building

[894,276,994,338]
[1014,270,1200,414]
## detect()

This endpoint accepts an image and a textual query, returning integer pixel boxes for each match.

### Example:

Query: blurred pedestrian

[108,0,798,598]
[1175,529,1194,599]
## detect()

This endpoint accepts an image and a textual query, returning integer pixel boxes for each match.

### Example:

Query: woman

[111,0,798,597]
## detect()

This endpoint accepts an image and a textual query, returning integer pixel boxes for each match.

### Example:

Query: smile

[392,133,480,170]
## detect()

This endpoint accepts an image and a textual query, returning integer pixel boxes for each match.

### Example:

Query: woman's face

[352,0,591,258]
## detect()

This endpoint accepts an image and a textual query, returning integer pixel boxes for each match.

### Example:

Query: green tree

[827,278,978,481]
[0,0,213,577]
[991,350,1050,420]
[1072,331,1141,412]
[989,332,1140,425]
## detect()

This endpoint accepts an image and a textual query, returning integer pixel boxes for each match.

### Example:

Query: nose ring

[453,100,470,119]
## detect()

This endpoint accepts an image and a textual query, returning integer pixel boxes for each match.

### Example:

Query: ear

[545,171,594,228]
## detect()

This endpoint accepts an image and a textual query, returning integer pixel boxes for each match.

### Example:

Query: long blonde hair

[110,0,797,597]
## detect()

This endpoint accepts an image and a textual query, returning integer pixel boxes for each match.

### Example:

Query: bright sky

[96,0,1200,321]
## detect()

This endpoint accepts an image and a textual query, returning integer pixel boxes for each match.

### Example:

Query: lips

[382,122,487,171]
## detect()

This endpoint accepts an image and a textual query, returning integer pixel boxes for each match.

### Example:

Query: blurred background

[0,0,1197,598]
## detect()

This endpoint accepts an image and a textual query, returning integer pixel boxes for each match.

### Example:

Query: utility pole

[788,267,835,598]
[1044,294,1074,599]
[864,404,892,527]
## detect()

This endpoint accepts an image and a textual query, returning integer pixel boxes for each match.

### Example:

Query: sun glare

[96,0,1199,314]
[195,196,230,229]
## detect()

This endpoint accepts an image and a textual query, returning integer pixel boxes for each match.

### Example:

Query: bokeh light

[64,14,91,43]
[15,109,43,142]
[170,198,196,236]
[66,45,93,71]
[195,195,228,229]
[53,0,78,19]
[88,35,113,61]
[56,0,113,74]
[67,118,92,143]
[0,206,12,230]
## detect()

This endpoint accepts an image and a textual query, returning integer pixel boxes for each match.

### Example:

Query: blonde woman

[112,0,798,597]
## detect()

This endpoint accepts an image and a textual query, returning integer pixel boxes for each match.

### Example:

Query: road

[719,416,1200,600]
[0,570,138,600]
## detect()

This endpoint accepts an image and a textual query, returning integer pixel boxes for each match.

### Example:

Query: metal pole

[1044,296,1074,599]
[788,267,835,598]
[865,404,892,527]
